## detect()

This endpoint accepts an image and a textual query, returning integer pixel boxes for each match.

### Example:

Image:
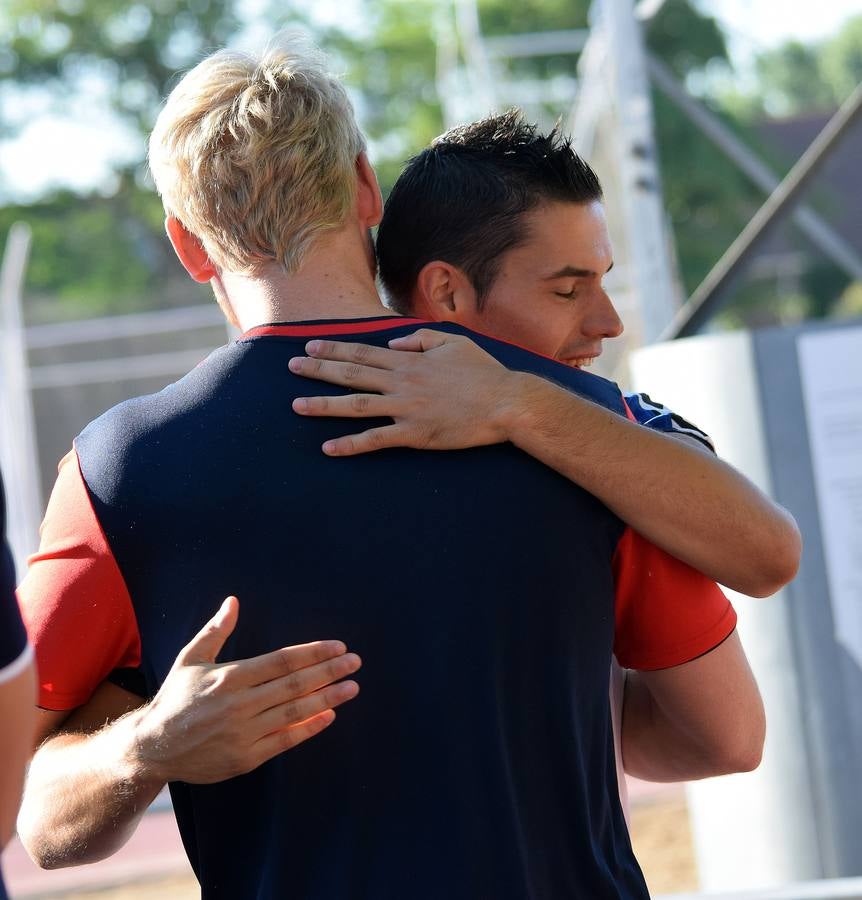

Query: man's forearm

[18,708,164,868]
[619,632,765,783]
[620,671,736,782]
[287,333,801,595]
[503,372,801,597]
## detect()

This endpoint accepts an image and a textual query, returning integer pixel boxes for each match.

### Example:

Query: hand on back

[289,330,525,456]
[133,596,361,783]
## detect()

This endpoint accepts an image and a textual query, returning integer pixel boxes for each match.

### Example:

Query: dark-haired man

[289,110,799,792]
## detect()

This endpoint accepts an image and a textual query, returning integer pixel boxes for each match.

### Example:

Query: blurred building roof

[752,109,862,260]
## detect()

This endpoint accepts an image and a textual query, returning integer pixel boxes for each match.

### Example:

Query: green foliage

[754,15,862,115]
[0,0,249,318]
[480,0,587,33]
[712,14,862,324]
[2,0,859,329]
[641,1,743,299]
[645,0,727,79]
[1,0,242,135]
[651,90,757,297]
[756,41,835,115]
[313,2,444,197]
[314,0,591,195]
[822,15,862,101]
[480,0,589,81]
[0,183,193,321]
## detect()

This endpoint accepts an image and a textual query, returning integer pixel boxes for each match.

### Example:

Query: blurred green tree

[753,15,862,116]
[1,0,241,135]
[0,0,245,318]
[712,14,862,326]
[2,0,859,328]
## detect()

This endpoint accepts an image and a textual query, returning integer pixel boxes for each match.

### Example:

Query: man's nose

[584,290,624,339]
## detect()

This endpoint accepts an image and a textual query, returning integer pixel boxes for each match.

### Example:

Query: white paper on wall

[798,325,862,669]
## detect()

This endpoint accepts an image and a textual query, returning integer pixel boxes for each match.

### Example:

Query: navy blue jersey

[20,317,735,899]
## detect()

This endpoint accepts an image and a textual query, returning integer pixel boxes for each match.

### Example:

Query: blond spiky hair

[148,34,366,274]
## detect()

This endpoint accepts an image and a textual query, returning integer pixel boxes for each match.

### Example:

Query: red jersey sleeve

[16,449,141,710]
[612,527,737,671]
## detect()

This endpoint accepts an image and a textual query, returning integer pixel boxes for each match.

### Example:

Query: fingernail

[288,357,302,372]
[306,340,321,354]
[293,398,308,412]
[322,440,336,455]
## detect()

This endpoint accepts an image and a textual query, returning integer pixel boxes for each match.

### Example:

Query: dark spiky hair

[377,109,603,312]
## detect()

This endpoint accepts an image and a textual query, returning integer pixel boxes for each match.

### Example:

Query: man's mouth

[565,356,598,369]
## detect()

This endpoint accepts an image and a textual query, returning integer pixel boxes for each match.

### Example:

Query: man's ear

[165,217,217,283]
[413,261,479,323]
[355,152,383,228]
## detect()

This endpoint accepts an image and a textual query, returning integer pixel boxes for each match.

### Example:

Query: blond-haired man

[17,38,772,898]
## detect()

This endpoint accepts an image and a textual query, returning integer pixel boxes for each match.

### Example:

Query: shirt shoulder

[612,527,736,670]
[624,392,715,451]
[17,450,141,710]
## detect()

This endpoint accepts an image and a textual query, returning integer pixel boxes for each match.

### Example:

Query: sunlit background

[1,1,861,898]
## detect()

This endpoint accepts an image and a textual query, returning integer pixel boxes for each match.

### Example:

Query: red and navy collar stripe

[240,317,427,340]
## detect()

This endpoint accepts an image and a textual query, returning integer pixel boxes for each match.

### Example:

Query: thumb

[389,328,452,352]
[177,596,239,665]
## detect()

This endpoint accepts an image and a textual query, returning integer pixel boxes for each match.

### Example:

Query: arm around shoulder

[501,372,802,598]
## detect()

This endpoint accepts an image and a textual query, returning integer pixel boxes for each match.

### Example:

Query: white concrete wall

[631,333,822,891]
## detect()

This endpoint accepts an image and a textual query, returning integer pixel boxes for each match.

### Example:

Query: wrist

[119,705,172,790]
[494,372,556,444]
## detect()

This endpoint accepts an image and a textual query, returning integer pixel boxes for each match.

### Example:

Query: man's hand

[134,596,361,783]
[18,596,361,868]
[289,329,525,456]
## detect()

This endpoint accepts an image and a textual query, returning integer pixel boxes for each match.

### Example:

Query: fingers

[177,596,240,665]
[293,394,393,419]
[388,328,453,352]
[304,339,400,369]
[253,677,359,737]
[249,651,362,714]
[250,709,337,764]
[322,426,405,456]
[288,355,391,392]
[225,639,356,688]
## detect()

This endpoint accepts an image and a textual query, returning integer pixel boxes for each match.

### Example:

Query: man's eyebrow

[544,261,615,279]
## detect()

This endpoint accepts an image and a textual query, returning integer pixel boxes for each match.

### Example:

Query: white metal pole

[0,223,43,572]
[603,0,681,343]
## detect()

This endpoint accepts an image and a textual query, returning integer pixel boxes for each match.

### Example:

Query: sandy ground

[26,875,200,900]
[630,794,699,896]
[13,790,697,899]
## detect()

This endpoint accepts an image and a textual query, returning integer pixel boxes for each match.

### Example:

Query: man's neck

[217,230,392,332]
